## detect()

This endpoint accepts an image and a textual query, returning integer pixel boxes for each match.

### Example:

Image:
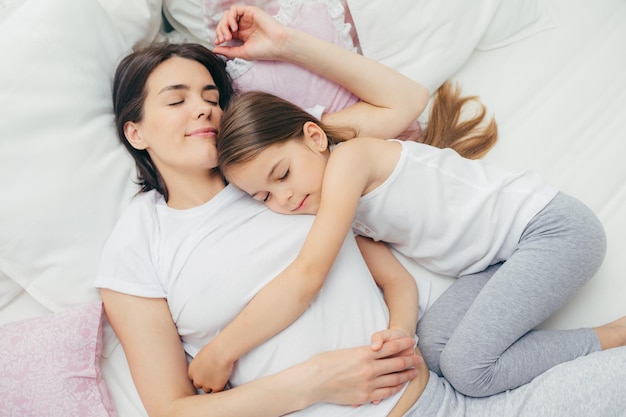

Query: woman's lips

[186,127,217,137]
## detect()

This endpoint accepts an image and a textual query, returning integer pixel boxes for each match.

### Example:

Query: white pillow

[347,0,553,93]
[96,0,164,48]
[476,0,554,51]
[0,0,136,312]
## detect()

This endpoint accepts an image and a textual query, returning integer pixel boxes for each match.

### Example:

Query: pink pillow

[226,0,360,114]
[0,302,117,417]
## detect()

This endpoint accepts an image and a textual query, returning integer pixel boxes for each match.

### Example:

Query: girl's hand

[188,340,234,394]
[213,5,290,62]
[307,336,421,406]
[370,328,414,352]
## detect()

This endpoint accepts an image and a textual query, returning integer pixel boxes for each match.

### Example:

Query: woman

[97,5,426,416]
[96,6,626,417]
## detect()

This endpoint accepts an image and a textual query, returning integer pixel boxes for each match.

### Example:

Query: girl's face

[124,57,223,178]
[225,123,329,215]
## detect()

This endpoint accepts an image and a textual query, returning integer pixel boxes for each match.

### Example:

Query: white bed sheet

[404,0,626,331]
[1,0,624,416]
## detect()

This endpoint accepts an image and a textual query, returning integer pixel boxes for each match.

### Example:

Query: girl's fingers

[373,336,415,358]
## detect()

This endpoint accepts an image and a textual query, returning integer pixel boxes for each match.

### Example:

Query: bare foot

[594,316,626,350]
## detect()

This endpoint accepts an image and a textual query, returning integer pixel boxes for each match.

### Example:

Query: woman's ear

[124,121,148,150]
[303,121,329,152]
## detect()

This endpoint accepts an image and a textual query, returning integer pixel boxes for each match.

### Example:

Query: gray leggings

[404,347,626,417]
[416,192,607,397]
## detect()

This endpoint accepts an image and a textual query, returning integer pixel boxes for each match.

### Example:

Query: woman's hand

[213,6,289,62]
[305,336,421,406]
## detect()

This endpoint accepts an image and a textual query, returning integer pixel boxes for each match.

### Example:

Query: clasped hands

[188,327,420,400]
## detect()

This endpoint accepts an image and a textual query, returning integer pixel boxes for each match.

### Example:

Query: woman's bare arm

[101,288,419,417]
[213,5,429,139]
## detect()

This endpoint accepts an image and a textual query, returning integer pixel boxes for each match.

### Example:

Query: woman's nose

[196,100,212,119]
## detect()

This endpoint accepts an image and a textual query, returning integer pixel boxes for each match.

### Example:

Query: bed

[1,0,624,415]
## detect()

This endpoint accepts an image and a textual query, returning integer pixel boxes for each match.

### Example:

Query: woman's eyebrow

[158,84,188,95]
[158,84,217,95]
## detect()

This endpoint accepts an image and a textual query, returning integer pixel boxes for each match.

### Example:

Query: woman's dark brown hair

[112,43,234,201]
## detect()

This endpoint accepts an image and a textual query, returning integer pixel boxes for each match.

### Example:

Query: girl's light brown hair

[217,82,497,176]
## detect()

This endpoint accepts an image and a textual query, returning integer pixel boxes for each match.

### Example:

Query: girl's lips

[293,195,309,212]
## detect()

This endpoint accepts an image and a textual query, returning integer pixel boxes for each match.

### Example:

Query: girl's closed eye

[278,170,289,181]
[251,192,271,203]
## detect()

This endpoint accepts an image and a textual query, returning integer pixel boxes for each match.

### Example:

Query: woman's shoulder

[107,191,161,244]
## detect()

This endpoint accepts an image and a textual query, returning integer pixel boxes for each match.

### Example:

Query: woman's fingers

[215,6,243,44]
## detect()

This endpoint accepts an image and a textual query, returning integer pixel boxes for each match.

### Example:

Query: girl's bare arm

[356,236,419,344]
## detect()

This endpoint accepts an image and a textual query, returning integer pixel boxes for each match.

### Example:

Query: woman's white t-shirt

[96,184,406,416]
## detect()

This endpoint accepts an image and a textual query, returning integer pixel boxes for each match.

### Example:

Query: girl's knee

[416,321,446,375]
[439,348,498,397]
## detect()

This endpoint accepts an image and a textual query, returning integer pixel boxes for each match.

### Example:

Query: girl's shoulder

[332,136,398,156]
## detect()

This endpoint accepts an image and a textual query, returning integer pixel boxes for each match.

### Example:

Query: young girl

[188,86,626,398]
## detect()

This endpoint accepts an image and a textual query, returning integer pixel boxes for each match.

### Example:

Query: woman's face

[225,131,329,215]
[125,56,224,176]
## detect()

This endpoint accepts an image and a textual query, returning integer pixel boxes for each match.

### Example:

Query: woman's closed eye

[278,169,289,181]
[203,91,220,106]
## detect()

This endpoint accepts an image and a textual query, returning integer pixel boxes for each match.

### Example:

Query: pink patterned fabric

[0,302,117,417]
[227,1,360,115]
[202,0,281,44]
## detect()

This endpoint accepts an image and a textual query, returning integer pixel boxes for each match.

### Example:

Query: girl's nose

[276,188,292,206]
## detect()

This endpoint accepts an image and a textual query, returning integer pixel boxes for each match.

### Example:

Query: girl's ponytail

[420,81,498,159]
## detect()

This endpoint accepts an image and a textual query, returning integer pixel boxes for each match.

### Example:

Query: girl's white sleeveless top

[353,140,558,277]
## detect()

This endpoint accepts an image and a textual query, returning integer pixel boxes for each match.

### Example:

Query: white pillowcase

[96,0,164,48]
[476,0,555,50]
[0,0,136,312]
[347,0,554,93]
